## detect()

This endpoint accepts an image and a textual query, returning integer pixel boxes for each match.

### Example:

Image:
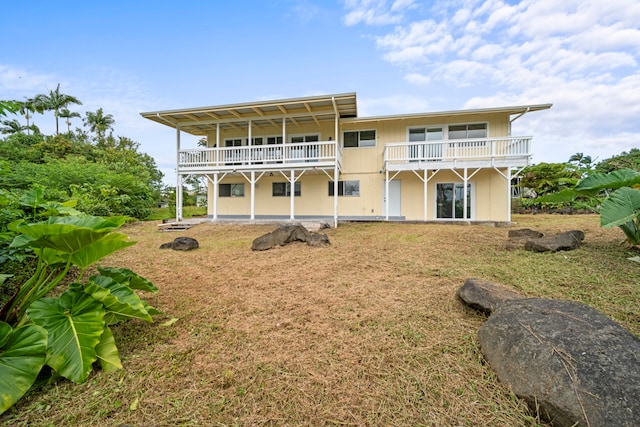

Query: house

[141,93,551,226]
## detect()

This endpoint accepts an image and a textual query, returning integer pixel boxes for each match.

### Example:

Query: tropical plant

[0,214,158,414]
[0,119,28,135]
[58,108,81,133]
[596,148,640,174]
[0,100,20,117]
[33,84,82,135]
[83,108,114,142]
[538,168,640,245]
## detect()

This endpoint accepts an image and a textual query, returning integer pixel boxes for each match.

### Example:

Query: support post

[250,170,255,220]
[424,169,428,222]
[176,125,182,221]
[385,169,389,220]
[213,172,219,220]
[463,168,468,220]
[290,169,295,220]
[507,167,512,222]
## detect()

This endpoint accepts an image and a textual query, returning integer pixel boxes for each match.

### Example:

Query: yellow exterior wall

[204,111,517,221]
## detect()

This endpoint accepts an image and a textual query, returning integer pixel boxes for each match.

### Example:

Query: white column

[250,170,256,220]
[176,125,182,221]
[424,169,428,222]
[463,168,468,220]
[213,172,219,220]
[507,167,512,222]
[385,170,389,220]
[334,108,339,227]
[290,170,295,220]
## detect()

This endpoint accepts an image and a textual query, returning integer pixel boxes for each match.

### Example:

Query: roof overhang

[341,103,553,124]
[140,92,358,136]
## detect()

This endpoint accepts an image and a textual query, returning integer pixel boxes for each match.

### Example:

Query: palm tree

[18,97,43,135]
[0,119,28,135]
[59,108,81,133]
[33,84,82,135]
[83,108,115,142]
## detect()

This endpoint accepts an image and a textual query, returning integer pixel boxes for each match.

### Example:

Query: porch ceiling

[140,92,358,136]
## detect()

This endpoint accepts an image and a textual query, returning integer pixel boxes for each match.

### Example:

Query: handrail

[384,136,532,163]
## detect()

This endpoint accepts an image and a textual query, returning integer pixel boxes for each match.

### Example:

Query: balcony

[178,140,342,173]
[384,136,532,171]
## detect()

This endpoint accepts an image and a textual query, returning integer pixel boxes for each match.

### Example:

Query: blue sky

[2,0,639,184]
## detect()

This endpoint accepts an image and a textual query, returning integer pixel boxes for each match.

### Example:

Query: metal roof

[140,92,358,136]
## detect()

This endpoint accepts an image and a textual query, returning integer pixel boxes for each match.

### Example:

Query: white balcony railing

[179,140,341,170]
[384,136,531,165]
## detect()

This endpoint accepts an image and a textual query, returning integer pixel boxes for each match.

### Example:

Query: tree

[0,119,28,135]
[59,108,81,133]
[519,162,579,197]
[33,84,82,135]
[0,100,20,117]
[568,152,594,177]
[596,148,640,174]
[18,98,43,136]
[83,108,114,142]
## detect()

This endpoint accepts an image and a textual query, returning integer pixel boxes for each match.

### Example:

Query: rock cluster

[507,228,584,252]
[458,279,640,426]
[159,236,199,251]
[251,224,330,251]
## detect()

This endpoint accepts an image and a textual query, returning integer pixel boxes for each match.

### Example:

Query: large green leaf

[576,168,640,191]
[98,267,158,292]
[27,290,105,383]
[70,233,135,269]
[18,187,46,210]
[0,322,48,415]
[83,275,153,323]
[95,326,122,373]
[600,187,640,228]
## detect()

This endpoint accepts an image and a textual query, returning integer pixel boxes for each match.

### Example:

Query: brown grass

[3,214,639,426]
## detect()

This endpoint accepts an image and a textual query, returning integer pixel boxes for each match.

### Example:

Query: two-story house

[141,92,551,226]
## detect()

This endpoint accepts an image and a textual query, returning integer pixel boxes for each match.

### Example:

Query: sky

[1,0,639,185]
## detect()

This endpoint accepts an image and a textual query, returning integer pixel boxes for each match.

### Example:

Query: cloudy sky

[1,0,639,184]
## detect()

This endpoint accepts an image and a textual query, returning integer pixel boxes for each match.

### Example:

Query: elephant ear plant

[0,215,159,415]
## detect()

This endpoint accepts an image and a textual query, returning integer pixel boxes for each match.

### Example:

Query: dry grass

[3,214,639,426]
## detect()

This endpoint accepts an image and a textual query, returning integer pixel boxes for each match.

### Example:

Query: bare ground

[3,214,639,426]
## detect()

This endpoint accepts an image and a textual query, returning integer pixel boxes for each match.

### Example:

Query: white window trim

[342,129,377,148]
[406,123,489,142]
[433,181,475,220]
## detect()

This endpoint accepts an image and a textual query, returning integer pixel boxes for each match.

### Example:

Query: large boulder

[160,236,199,251]
[456,278,525,314]
[251,225,329,251]
[524,230,585,252]
[478,298,640,426]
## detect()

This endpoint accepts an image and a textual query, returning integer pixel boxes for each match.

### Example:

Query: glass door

[436,183,471,219]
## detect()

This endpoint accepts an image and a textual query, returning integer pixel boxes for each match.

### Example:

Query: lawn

[3,214,639,426]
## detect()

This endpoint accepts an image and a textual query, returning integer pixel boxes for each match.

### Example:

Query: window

[449,124,486,139]
[272,182,301,197]
[219,183,244,197]
[328,180,360,196]
[408,127,443,161]
[343,130,376,148]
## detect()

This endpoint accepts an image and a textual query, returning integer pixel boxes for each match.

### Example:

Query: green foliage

[596,148,640,174]
[519,162,579,196]
[0,214,158,414]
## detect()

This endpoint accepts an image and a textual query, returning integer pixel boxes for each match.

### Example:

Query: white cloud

[343,0,417,26]
[344,0,640,163]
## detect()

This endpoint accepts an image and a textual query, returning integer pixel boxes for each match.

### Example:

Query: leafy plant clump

[0,214,159,415]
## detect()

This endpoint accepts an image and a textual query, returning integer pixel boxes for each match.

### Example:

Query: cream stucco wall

[204,111,517,221]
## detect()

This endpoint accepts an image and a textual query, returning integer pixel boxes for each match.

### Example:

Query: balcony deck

[384,136,532,171]
[178,140,341,174]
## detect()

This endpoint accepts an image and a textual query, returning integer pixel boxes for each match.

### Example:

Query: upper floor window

[343,130,376,148]
[448,123,487,140]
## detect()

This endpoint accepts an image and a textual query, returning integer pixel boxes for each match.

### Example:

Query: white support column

[424,169,428,222]
[250,170,256,220]
[333,164,339,227]
[213,172,219,220]
[385,169,389,220]
[176,125,182,221]
[290,169,295,220]
[462,168,468,220]
[507,167,512,222]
